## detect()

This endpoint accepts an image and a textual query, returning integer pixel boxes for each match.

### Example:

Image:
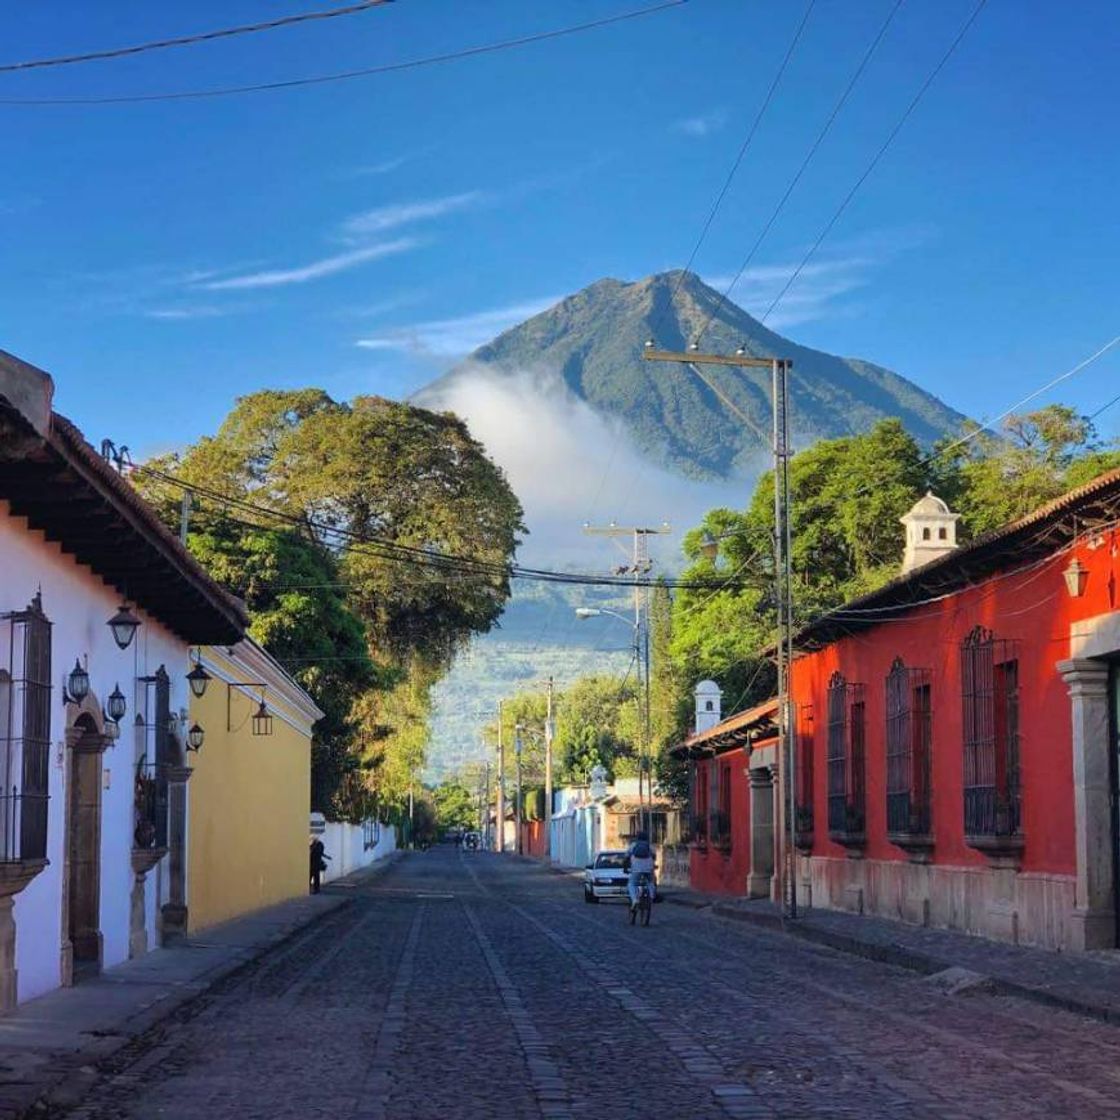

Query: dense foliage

[135,388,524,820]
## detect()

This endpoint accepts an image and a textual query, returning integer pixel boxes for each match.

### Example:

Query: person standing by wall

[309,837,329,894]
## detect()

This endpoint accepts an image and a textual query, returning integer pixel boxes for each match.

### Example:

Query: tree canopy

[133,388,524,819]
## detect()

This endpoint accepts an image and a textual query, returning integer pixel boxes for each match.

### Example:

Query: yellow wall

[186,647,313,931]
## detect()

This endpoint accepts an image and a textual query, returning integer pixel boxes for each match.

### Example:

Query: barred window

[961,627,1021,841]
[827,672,866,843]
[795,708,815,847]
[713,761,732,849]
[0,594,52,862]
[885,659,932,841]
[691,760,709,844]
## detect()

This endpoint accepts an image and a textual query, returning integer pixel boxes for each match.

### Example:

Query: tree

[131,387,524,815]
[432,781,478,833]
[553,675,639,783]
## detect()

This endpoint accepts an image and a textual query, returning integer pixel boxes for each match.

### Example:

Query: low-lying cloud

[420,362,747,568]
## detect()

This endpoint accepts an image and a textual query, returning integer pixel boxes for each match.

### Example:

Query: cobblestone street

[57,850,1120,1120]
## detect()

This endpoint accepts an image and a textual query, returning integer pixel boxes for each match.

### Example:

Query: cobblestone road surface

[57,850,1120,1119]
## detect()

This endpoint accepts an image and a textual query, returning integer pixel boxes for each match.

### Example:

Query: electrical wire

[695,0,904,344]
[759,0,987,327]
[0,1,687,107]
[130,460,753,591]
[0,2,391,74]
[650,0,816,343]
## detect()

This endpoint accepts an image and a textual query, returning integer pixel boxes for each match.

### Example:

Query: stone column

[747,767,775,899]
[161,766,193,942]
[129,848,166,959]
[1057,659,1115,950]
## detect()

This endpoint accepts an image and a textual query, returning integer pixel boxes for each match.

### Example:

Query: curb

[703,903,1120,1027]
[12,892,360,1119]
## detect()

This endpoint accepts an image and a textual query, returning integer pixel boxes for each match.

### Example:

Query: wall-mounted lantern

[186,650,212,699]
[1063,557,1089,599]
[251,700,273,737]
[104,717,120,741]
[107,603,141,650]
[187,723,205,752]
[106,683,127,723]
[226,681,273,737]
[65,658,90,704]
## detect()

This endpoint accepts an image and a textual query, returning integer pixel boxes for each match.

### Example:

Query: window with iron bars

[827,672,866,845]
[795,719,815,851]
[961,627,1021,846]
[885,659,933,848]
[690,760,709,846]
[135,666,171,851]
[708,760,732,850]
[0,594,51,864]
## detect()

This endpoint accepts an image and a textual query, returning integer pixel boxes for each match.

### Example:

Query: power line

[0,1,687,107]
[759,0,987,327]
[651,0,816,341]
[695,0,904,345]
[0,2,391,75]
[132,461,751,591]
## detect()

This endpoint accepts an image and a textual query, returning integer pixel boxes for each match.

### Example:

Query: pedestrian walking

[310,836,330,894]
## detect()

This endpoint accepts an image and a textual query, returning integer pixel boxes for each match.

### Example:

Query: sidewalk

[666,889,1120,1024]
[0,854,400,1119]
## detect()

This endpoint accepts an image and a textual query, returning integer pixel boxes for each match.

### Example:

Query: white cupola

[900,491,960,574]
[694,680,722,733]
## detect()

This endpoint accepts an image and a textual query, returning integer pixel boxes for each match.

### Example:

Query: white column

[1056,659,1115,950]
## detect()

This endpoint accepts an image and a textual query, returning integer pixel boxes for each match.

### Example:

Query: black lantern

[106,683,127,722]
[186,659,212,699]
[251,700,273,737]
[107,603,141,650]
[67,658,90,703]
[187,723,205,752]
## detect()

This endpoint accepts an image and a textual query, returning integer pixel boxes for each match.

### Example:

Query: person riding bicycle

[624,830,657,912]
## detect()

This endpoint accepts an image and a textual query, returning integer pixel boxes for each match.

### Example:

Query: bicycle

[629,872,652,927]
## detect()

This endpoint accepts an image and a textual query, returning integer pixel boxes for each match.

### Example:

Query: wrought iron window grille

[0,594,52,865]
[827,672,866,847]
[960,626,1023,856]
[885,658,934,857]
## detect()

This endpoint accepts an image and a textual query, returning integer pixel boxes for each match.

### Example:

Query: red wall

[792,536,1118,876]
[688,754,753,894]
[520,820,547,859]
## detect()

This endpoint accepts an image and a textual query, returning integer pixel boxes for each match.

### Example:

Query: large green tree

[134,388,524,817]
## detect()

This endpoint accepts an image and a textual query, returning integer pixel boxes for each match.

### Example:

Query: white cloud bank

[421,362,747,567]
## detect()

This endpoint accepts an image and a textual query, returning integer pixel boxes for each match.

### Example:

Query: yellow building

[184,639,323,933]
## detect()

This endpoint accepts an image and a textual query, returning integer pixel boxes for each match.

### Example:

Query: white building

[0,352,247,1009]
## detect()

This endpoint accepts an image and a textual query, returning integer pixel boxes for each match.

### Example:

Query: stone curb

[8,855,404,1119]
[685,899,1120,1028]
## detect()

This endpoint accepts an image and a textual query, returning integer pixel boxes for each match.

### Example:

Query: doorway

[1110,667,1120,948]
[67,717,104,976]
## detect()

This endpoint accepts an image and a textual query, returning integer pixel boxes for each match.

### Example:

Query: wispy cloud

[197,238,420,291]
[356,296,561,359]
[350,154,411,177]
[673,109,727,138]
[341,191,484,239]
[144,304,241,321]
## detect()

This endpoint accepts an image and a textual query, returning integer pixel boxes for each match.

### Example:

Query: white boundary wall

[312,817,396,883]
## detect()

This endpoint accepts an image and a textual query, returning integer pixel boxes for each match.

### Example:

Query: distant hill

[418,270,965,479]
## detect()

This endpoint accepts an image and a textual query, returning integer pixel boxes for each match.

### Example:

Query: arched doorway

[63,706,108,981]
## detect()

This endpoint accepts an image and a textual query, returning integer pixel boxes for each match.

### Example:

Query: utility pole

[179,489,192,544]
[408,773,415,851]
[582,523,671,835]
[544,677,554,863]
[515,728,523,856]
[643,346,797,919]
[496,700,505,853]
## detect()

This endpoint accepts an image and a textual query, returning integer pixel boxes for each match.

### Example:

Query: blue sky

[3,0,1120,463]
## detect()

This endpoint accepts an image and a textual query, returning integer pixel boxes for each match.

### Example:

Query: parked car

[583,850,630,902]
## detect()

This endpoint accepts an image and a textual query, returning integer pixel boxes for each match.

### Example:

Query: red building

[677,471,1120,952]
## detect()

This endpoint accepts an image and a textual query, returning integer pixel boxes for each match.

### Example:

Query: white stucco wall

[1,502,190,1003]
[318,820,396,883]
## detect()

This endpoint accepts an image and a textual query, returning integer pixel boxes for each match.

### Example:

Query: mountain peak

[420,271,964,479]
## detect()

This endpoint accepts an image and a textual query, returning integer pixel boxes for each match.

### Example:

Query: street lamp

[186,723,205,752]
[106,683,127,722]
[186,652,212,699]
[107,603,141,651]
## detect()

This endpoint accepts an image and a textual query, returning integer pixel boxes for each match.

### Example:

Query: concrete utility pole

[544,677,554,862]
[515,728,523,856]
[642,346,797,919]
[582,523,671,836]
[496,700,505,853]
